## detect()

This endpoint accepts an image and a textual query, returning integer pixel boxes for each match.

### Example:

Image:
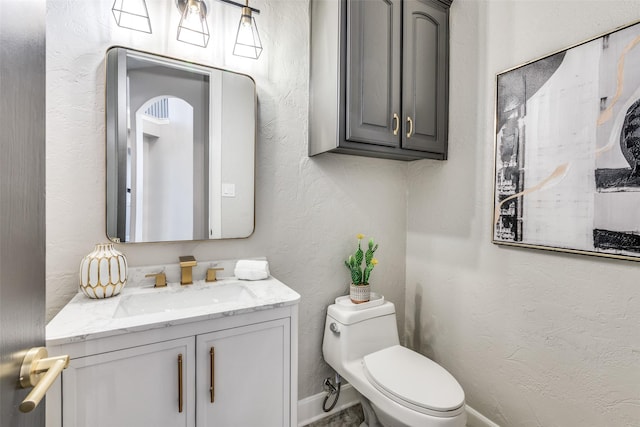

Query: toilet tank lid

[327,300,395,325]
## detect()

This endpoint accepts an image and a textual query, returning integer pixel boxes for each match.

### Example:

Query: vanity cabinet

[60,338,196,427]
[196,319,290,426]
[309,0,452,161]
[47,306,297,427]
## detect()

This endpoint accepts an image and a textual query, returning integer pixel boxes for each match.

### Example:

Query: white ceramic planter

[349,284,371,304]
[79,243,128,299]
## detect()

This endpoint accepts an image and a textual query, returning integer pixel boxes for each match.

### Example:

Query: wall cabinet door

[309,0,451,160]
[196,319,290,427]
[346,0,401,146]
[61,337,196,427]
[402,0,449,154]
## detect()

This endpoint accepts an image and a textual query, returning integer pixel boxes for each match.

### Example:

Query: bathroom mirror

[105,47,255,243]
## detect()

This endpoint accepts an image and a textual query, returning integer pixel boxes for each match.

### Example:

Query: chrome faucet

[179,256,197,285]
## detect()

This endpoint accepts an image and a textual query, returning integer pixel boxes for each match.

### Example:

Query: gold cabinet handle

[406,116,413,138]
[392,113,399,136]
[178,354,183,413]
[210,347,215,403]
[19,347,69,413]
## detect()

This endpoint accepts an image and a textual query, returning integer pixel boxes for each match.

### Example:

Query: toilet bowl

[322,294,466,427]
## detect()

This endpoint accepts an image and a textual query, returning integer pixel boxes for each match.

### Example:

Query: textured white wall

[46,0,407,400]
[406,1,640,426]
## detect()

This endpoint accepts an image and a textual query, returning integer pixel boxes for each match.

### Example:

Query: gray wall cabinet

[309,0,452,161]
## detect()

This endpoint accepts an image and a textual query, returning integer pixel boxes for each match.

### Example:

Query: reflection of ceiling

[128,56,209,83]
[496,51,566,131]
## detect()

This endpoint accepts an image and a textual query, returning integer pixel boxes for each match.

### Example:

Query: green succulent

[345,234,379,285]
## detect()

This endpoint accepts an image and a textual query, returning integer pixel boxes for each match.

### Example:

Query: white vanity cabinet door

[61,337,196,427]
[196,318,291,427]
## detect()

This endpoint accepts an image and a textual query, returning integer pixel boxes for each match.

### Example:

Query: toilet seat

[362,345,465,418]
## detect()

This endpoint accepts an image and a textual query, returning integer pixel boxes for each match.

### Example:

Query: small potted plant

[344,234,378,303]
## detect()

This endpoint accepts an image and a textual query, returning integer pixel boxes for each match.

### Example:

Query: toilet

[322,294,466,427]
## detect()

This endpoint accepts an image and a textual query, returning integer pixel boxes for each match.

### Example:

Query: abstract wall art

[493,19,640,261]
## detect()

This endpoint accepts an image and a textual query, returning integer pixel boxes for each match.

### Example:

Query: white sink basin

[114,282,258,318]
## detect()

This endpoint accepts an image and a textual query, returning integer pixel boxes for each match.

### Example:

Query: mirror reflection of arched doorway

[128,96,195,242]
[122,57,212,243]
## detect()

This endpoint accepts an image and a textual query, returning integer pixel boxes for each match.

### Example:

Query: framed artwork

[493,19,640,261]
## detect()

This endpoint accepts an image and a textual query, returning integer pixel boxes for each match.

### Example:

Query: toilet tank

[322,301,400,371]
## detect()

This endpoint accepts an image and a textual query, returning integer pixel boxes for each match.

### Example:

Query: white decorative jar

[349,283,371,304]
[79,243,128,299]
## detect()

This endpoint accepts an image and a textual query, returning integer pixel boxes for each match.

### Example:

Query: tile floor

[304,404,365,427]
[303,404,473,427]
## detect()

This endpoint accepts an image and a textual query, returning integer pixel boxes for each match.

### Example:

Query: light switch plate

[222,183,236,197]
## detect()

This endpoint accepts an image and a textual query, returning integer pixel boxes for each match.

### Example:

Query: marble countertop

[47,274,300,346]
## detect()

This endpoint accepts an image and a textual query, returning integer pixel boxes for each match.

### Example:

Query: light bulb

[187,0,200,14]
[176,0,209,47]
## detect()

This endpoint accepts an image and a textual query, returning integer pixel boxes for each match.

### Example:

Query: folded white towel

[234,260,270,281]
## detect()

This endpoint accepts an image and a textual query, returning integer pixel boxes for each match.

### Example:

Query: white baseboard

[466,405,500,427]
[297,387,500,427]
[297,383,360,427]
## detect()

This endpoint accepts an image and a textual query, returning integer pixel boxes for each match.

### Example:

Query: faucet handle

[145,272,167,288]
[206,268,224,282]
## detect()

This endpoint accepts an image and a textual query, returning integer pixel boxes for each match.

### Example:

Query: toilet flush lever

[329,323,340,335]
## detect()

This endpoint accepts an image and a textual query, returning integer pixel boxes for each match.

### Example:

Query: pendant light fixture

[176,0,210,48]
[112,0,152,33]
[112,0,263,59]
[233,0,262,59]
